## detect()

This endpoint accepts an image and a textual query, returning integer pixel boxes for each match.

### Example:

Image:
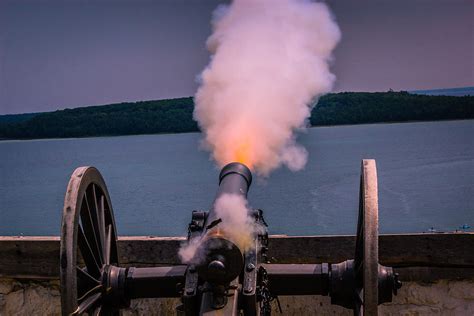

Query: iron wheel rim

[354,159,379,316]
[60,166,119,315]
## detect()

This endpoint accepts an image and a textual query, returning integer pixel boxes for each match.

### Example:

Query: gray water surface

[0,120,473,236]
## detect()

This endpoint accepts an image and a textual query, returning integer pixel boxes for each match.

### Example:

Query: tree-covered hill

[0,97,197,139]
[0,112,40,124]
[0,92,472,140]
[310,91,473,126]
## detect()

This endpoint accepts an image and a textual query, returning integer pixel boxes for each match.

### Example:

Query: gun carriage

[60,159,401,315]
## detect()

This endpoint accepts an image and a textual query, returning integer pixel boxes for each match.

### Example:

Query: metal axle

[99,260,399,310]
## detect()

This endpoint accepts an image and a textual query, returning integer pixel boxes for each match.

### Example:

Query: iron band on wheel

[354,159,380,315]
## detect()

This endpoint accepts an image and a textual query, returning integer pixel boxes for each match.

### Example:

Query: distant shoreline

[1,118,472,143]
[311,117,474,128]
[1,91,472,141]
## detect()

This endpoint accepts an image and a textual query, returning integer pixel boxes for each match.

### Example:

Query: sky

[0,0,472,115]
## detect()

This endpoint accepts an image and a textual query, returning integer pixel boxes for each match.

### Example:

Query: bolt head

[246,263,255,272]
[244,286,253,294]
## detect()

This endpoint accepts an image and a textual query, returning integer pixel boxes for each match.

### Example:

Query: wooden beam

[266,233,474,267]
[0,233,473,280]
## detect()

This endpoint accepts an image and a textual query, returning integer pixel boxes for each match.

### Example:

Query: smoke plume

[179,0,340,264]
[194,0,341,176]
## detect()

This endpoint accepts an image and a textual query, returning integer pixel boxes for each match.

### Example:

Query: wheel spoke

[90,185,104,264]
[78,284,102,304]
[353,290,363,316]
[78,224,101,278]
[81,189,104,265]
[354,170,365,288]
[353,304,361,316]
[98,194,106,262]
[105,224,112,265]
[93,305,102,316]
[73,292,102,315]
[77,266,100,289]
[355,176,364,263]
[92,185,104,249]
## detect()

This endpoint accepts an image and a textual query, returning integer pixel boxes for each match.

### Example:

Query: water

[0,120,473,236]
[409,86,474,97]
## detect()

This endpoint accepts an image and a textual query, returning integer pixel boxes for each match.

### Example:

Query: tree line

[0,92,472,139]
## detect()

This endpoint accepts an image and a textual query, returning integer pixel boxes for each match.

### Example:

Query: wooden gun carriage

[60,159,401,315]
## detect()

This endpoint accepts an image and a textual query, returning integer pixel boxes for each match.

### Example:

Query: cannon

[60,159,401,315]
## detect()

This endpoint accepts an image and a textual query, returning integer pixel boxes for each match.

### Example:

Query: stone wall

[1,278,473,315]
[1,234,473,315]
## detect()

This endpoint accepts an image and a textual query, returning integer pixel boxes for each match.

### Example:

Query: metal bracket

[181,265,199,315]
[242,243,258,315]
[188,210,208,237]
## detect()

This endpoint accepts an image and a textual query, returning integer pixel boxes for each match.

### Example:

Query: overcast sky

[0,0,472,115]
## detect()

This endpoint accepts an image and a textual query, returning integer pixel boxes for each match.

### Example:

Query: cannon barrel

[209,162,252,223]
[194,162,253,284]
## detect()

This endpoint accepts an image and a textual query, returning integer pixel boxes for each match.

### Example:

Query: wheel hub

[101,265,129,309]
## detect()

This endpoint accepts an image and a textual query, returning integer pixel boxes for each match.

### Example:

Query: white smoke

[178,193,262,264]
[212,193,262,249]
[178,234,202,264]
[194,0,341,176]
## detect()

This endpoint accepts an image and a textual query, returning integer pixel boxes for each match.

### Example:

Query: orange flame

[233,141,253,170]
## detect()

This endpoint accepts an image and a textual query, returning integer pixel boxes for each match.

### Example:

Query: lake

[0,120,473,236]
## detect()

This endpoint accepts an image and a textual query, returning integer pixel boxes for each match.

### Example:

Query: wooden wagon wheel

[60,166,120,316]
[353,159,379,316]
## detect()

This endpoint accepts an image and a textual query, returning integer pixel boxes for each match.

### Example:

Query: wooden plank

[380,233,474,268]
[266,233,474,267]
[0,236,59,279]
[394,267,474,282]
[117,236,185,266]
[0,233,473,279]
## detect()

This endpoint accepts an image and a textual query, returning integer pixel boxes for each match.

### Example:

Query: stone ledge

[0,233,473,280]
